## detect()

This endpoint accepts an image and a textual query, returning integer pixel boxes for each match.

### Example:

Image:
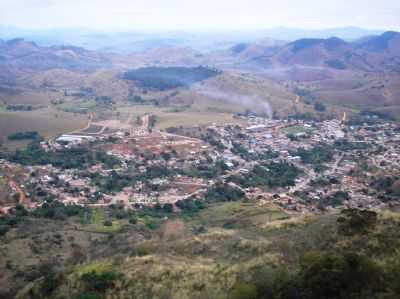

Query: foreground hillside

[1,201,400,299]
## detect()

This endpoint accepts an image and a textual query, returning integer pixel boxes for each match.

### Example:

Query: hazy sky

[1,0,399,31]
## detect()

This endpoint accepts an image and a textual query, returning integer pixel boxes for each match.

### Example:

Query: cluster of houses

[2,114,400,214]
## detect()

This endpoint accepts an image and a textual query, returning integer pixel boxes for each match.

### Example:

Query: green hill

[2,202,400,299]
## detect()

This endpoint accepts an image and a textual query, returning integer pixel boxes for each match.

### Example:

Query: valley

[1,26,400,299]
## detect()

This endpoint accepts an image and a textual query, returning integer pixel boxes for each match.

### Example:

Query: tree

[129,216,138,224]
[81,271,119,292]
[300,252,383,299]
[337,209,377,235]
[163,203,173,213]
[314,102,326,112]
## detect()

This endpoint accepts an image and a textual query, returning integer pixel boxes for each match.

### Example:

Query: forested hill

[123,66,221,90]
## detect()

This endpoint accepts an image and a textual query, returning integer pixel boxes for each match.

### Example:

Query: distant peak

[290,36,347,53]
[7,38,25,44]
[6,38,38,47]
[381,31,400,38]
[230,43,248,54]
[357,31,400,52]
[324,37,347,48]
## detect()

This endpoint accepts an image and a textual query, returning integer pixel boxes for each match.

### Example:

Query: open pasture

[0,108,87,149]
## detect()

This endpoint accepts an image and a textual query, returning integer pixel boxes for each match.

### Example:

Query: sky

[0,0,399,31]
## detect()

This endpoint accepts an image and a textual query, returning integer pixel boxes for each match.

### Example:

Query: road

[141,114,150,131]
[326,153,345,175]
[289,153,344,193]
[289,165,316,193]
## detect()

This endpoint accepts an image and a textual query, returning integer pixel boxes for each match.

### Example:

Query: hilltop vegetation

[123,66,221,90]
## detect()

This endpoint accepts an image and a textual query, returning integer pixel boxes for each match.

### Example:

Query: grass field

[283,125,312,135]
[0,89,61,106]
[187,201,289,229]
[57,99,97,113]
[75,260,114,276]
[114,104,246,129]
[0,107,87,149]
[79,209,123,233]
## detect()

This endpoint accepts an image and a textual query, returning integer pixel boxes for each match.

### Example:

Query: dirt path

[383,88,392,102]
[141,114,150,130]
[72,113,93,133]
[2,164,36,209]
[8,180,26,204]
[159,219,185,240]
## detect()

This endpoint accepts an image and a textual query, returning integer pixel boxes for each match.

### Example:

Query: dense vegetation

[3,206,400,299]
[204,182,246,202]
[0,202,88,236]
[293,143,335,171]
[123,66,221,90]
[183,159,229,179]
[9,141,120,169]
[230,161,303,189]
[6,104,38,111]
[334,139,368,151]
[370,176,400,201]
[7,131,39,140]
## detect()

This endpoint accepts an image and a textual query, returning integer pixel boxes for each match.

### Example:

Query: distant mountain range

[256,27,384,41]
[0,38,111,83]
[0,26,386,53]
[225,31,400,73]
[0,30,399,86]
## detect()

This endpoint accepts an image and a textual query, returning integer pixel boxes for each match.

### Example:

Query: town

[1,111,399,215]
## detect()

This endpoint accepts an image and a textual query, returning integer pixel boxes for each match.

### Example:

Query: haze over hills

[0,38,112,84]
[1,30,400,114]
[221,31,400,73]
[1,31,399,74]
[0,26,385,53]
[2,0,400,297]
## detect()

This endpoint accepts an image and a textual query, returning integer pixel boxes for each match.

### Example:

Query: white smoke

[193,86,273,118]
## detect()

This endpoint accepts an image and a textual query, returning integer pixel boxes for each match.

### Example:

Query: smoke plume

[193,86,273,118]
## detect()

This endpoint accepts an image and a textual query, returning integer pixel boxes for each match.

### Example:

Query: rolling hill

[0,32,400,123]
[218,31,400,74]
[0,38,112,84]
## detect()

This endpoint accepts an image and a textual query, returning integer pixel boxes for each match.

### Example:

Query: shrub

[337,209,377,235]
[0,225,9,236]
[300,252,383,299]
[230,283,258,299]
[103,220,113,227]
[79,293,99,299]
[81,271,119,292]
[205,183,246,202]
[129,217,137,224]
